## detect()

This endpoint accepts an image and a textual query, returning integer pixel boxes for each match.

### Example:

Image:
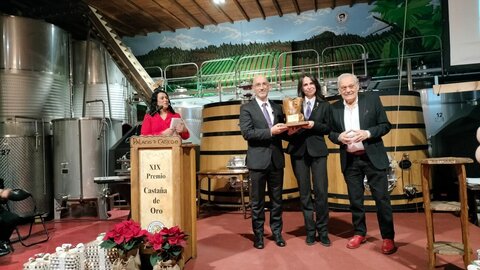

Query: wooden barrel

[326,90,427,211]
[200,100,299,205]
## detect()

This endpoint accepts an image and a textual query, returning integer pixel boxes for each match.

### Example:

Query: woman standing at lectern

[140,88,190,139]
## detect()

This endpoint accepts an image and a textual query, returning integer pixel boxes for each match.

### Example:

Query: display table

[197,169,250,218]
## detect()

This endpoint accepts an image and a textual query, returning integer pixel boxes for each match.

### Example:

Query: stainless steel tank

[0,15,70,216]
[0,15,70,120]
[418,88,480,138]
[72,40,129,121]
[52,118,122,202]
[0,120,52,215]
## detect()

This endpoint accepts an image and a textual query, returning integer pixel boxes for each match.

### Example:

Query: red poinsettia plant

[146,225,188,267]
[100,220,149,255]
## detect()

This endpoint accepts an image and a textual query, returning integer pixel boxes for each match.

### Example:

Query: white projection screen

[446,0,480,67]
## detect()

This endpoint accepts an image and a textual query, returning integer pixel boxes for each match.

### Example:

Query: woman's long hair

[297,74,325,101]
[148,88,176,116]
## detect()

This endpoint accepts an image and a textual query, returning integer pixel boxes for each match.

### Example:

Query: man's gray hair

[337,73,359,88]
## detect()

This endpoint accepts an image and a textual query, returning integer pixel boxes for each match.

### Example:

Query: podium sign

[139,148,176,230]
[130,136,197,262]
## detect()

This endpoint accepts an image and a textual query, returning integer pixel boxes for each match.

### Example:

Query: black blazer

[328,92,391,172]
[239,99,286,170]
[286,99,331,158]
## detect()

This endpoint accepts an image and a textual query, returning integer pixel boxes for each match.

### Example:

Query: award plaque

[282,97,309,127]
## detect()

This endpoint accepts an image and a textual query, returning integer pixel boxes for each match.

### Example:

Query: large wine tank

[52,118,121,202]
[0,15,70,215]
[52,39,126,204]
[72,39,129,121]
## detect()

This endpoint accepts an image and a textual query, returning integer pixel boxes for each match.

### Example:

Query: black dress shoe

[0,241,11,257]
[273,234,286,247]
[253,235,264,249]
[306,235,316,246]
[318,233,331,247]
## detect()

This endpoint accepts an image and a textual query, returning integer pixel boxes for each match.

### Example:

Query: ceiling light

[213,0,225,5]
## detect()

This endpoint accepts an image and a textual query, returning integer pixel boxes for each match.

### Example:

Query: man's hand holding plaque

[282,97,309,127]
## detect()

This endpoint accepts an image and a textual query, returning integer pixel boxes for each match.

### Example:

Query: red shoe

[346,235,366,249]
[381,239,397,254]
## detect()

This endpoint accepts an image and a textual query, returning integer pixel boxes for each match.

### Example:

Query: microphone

[150,105,162,116]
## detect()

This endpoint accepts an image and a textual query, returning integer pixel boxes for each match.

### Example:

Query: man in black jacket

[239,75,288,249]
[328,73,396,254]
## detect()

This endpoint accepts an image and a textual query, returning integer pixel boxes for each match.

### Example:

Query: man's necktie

[305,101,312,119]
[262,103,273,128]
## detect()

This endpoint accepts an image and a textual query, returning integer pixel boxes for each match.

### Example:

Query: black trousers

[249,165,284,236]
[0,208,18,241]
[291,154,329,236]
[343,153,395,239]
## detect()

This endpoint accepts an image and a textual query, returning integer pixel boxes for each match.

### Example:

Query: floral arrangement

[100,220,149,255]
[146,225,188,267]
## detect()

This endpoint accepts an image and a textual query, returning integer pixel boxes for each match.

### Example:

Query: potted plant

[100,220,149,270]
[146,225,188,270]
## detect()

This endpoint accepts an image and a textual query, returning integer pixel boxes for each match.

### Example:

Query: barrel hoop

[200,150,247,155]
[203,115,240,122]
[201,187,298,196]
[329,192,423,200]
[329,202,423,212]
[202,131,242,137]
[203,100,244,108]
[384,106,423,112]
[391,123,426,129]
[328,144,428,154]
[325,91,420,102]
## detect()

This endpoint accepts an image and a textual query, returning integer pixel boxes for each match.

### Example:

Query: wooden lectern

[130,135,197,264]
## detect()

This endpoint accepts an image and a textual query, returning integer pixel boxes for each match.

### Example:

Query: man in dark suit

[239,75,288,249]
[285,74,332,247]
[328,73,396,254]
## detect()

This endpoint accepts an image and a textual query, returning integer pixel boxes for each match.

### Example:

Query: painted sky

[123,3,388,56]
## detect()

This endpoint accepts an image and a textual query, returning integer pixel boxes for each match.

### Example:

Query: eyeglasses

[339,83,357,92]
[253,81,270,88]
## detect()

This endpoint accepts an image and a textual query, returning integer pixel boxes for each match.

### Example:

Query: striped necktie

[262,103,273,128]
[305,101,312,119]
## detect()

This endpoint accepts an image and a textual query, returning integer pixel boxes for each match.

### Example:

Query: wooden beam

[126,0,174,32]
[152,0,190,29]
[192,0,218,26]
[213,4,234,23]
[232,0,250,21]
[433,81,480,95]
[254,0,266,19]
[96,1,151,35]
[272,0,283,17]
[291,0,300,15]
[170,0,204,29]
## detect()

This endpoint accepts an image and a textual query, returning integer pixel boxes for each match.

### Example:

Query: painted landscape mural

[123,0,442,93]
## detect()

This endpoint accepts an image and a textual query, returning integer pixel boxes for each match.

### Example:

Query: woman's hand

[175,122,186,134]
[303,120,314,129]
[161,128,175,136]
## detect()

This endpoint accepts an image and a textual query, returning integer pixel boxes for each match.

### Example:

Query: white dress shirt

[343,98,365,152]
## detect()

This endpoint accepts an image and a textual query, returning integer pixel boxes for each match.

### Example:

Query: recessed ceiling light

[213,0,226,5]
